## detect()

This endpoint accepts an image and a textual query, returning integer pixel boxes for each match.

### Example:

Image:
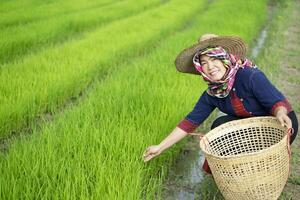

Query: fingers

[142,148,152,162]
[142,146,159,162]
[283,115,292,129]
[278,116,285,127]
[143,148,150,157]
[143,154,155,162]
[278,115,292,129]
[143,147,153,157]
[142,151,156,162]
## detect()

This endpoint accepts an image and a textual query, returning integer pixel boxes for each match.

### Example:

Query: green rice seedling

[0,0,204,138]
[0,0,268,199]
[0,0,116,26]
[0,0,166,64]
[0,0,52,12]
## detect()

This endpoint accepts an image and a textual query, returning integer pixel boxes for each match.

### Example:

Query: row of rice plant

[0,0,115,27]
[0,0,269,199]
[0,0,203,138]
[0,0,167,64]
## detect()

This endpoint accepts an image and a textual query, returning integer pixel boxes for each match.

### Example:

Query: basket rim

[199,116,289,159]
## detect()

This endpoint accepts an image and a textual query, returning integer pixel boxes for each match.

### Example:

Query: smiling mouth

[209,70,219,76]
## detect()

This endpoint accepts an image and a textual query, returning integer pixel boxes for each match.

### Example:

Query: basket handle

[287,128,293,155]
[188,132,210,148]
[287,128,293,176]
[188,131,204,138]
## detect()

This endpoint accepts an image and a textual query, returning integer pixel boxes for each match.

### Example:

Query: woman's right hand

[142,127,189,162]
[143,145,162,162]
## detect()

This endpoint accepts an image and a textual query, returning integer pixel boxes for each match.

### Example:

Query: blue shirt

[178,67,292,132]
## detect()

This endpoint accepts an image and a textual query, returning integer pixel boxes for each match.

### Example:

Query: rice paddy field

[1,0,297,199]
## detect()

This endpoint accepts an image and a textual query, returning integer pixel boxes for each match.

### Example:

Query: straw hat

[175,34,247,75]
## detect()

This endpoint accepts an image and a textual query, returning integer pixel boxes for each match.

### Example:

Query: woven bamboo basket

[199,117,291,200]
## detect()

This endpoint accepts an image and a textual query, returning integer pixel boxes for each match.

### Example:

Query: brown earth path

[277,1,300,198]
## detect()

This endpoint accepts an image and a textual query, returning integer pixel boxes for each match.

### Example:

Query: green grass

[0,0,166,64]
[0,0,115,27]
[0,0,204,139]
[0,0,269,199]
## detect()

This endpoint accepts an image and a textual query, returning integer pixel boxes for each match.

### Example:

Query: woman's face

[200,55,227,82]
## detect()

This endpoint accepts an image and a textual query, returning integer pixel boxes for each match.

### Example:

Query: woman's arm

[143,127,188,162]
[143,92,215,162]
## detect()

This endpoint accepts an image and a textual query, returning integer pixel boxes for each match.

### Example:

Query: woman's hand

[143,145,162,162]
[275,107,292,128]
[142,127,188,162]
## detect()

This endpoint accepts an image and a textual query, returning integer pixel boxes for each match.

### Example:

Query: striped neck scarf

[193,47,255,98]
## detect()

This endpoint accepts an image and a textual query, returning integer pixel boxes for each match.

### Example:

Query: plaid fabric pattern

[193,47,255,98]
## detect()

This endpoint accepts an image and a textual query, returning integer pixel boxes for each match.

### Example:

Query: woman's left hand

[275,107,292,128]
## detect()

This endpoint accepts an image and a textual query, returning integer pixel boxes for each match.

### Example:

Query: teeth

[210,70,219,76]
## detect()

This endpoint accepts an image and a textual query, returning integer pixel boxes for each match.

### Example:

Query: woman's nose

[207,61,213,70]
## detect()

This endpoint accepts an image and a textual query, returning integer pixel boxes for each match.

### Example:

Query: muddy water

[161,27,269,200]
[251,27,268,59]
[162,139,206,199]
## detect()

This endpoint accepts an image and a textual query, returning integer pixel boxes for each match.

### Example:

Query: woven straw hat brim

[175,36,247,75]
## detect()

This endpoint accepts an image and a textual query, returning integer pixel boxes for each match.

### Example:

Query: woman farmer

[142,34,298,173]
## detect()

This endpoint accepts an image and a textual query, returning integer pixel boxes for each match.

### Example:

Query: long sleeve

[249,70,292,115]
[177,91,216,133]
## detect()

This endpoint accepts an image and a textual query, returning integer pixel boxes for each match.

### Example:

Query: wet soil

[162,139,205,199]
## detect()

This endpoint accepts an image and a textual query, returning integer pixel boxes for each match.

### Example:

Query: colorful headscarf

[193,46,255,98]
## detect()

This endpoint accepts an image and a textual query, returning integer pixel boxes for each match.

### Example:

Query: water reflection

[162,139,205,199]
